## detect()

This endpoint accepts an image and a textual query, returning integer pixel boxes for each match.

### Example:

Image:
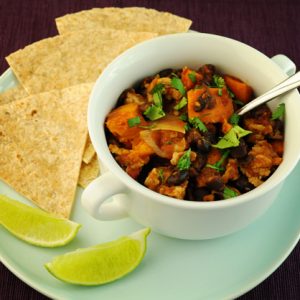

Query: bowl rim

[88,31,300,210]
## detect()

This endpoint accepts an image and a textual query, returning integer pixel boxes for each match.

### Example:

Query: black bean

[206,96,216,109]
[196,137,211,153]
[166,170,189,186]
[203,124,218,144]
[230,139,248,158]
[199,64,216,85]
[158,68,174,78]
[274,119,284,132]
[189,154,207,177]
[250,104,272,119]
[232,175,254,193]
[207,178,225,192]
[193,187,210,201]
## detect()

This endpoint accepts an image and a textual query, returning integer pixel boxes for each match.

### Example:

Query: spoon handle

[236,71,300,115]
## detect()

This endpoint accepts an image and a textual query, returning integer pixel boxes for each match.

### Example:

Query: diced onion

[140,130,169,158]
[151,115,186,133]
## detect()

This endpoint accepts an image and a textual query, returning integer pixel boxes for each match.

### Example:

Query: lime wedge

[45,228,151,285]
[0,194,81,247]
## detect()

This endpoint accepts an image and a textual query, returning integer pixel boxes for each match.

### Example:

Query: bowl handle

[271,54,296,76]
[81,171,128,220]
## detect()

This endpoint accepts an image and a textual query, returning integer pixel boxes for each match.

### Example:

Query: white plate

[0,69,299,300]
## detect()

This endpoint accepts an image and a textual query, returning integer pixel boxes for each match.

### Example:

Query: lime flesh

[0,194,81,247]
[45,228,151,285]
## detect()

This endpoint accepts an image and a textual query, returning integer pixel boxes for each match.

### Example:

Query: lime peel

[45,228,151,285]
[0,194,81,247]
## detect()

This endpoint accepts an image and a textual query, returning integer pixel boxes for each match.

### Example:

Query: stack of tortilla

[0,7,192,218]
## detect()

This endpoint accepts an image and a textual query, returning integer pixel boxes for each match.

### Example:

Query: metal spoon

[236,71,300,115]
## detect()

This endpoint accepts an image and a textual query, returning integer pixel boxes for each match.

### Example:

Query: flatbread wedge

[0,85,28,105]
[56,7,192,35]
[0,83,93,218]
[78,154,100,188]
[82,135,95,164]
[0,84,95,167]
[6,29,156,95]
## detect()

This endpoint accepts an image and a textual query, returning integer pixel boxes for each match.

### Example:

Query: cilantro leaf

[189,117,208,133]
[206,150,230,172]
[213,75,225,88]
[213,125,251,149]
[158,168,164,183]
[151,83,164,94]
[184,123,191,132]
[144,105,165,121]
[127,116,141,128]
[233,99,244,106]
[153,91,163,106]
[223,187,238,199]
[188,72,197,83]
[271,103,285,120]
[229,113,240,125]
[177,148,192,171]
[174,97,188,110]
[227,88,235,98]
[171,77,186,96]
[234,125,252,139]
[179,113,188,121]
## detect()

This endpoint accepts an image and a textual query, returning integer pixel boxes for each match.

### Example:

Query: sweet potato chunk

[181,67,203,90]
[106,103,147,143]
[224,75,253,103]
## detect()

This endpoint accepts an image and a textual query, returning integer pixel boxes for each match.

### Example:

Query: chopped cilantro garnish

[206,149,230,172]
[144,105,165,121]
[234,125,252,139]
[177,148,191,171]
[223,187,238,199]
[213,75,225,88]
[179,113,188,121]
[153,91,163,106]
[229,113,240,125]
[174,97,188,110]
[218,88,223,96]
[171,77,186,96]
[188,72,197,83]
[189,117,208,133]
[158,168,164,183]
[227,88,235,98]
[151,83,164,94]
[127,116,141,128]
[233,99,244,106]
[184,123,191,132]
[144,83,166,121]
[271,103,285,120]
[213,125,251,149]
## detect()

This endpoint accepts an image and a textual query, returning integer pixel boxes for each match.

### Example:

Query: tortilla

[0,85,28,105]
[55,7,192,35]
[0,83,93,218]
[78,154,100,188]
[6,29,156,95]
[82,135,95,164]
